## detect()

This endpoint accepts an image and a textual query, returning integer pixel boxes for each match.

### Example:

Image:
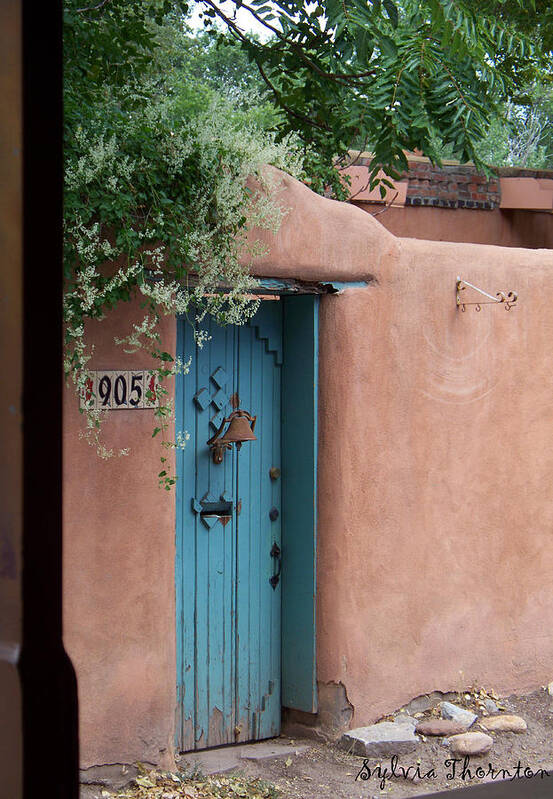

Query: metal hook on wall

[456,277,518,312]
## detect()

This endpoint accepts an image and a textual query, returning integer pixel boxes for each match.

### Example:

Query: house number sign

[79,370,160,410]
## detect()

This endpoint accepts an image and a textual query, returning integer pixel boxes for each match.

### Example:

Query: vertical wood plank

[176,317,198,751]
[205,319,227,745]
[256,301,282,739]
[268,305,282,736]
[281,296,319,713]
[235,325,255,740]
[194,320,210,747]
[221,328,237,742]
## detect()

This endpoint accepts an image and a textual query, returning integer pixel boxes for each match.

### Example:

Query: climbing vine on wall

[64,1,303,488]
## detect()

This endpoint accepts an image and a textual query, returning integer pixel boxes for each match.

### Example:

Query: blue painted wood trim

[321,281,369,292]
[174,315,187,750]
[258,278,296,291]
[281,295,319,713]
[258,277,369,294]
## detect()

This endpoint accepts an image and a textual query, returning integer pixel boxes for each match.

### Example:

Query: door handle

[269,542,281,590]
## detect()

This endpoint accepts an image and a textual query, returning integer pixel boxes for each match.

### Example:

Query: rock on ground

[480,714,527,733]
[405,691,458,714]
[339,722,419,757]
[483,698,499,714]
[448,732,493,756]
[440,701,477,729]
[416,719,468,737]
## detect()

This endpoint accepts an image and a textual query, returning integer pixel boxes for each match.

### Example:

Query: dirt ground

[101,688,553,799]
[233,689,553,799]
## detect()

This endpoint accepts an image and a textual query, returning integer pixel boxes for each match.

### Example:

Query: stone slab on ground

[239,741,311,762]
[340,722,419,757]
[178,748,243,775]
[178,739,311,775]
[393,712,418,727]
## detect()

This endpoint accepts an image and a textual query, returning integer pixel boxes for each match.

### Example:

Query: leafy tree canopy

[192,0,553,186]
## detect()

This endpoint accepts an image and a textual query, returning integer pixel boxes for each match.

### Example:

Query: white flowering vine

[65,83,302,488]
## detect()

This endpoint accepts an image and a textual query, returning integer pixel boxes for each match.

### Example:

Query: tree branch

[370,189,398,214]
[199,0,376,84]
[76,0,112,13]
[254,60,331,132]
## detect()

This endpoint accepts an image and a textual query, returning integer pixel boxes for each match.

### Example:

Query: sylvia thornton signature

[355,755,550,791]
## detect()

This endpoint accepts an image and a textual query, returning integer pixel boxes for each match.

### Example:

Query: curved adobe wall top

[245,168,552,287]
[245,167,399,283]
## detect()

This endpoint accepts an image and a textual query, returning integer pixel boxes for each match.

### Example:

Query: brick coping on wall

[342,153,553,211]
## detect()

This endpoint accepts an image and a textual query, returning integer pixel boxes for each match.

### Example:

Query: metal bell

[219,415,257,444]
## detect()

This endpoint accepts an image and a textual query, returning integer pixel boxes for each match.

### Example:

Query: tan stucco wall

[63,304,177,769]
[64,167,553,767]
[252,169,553,724]
[315,240,553,724]
[353,204,553,249]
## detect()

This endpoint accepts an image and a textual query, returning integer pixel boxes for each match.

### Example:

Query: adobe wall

[345,156,553,249]
[252,169,553,726]
[64,168,553,770]
[63,304,177,770]
[353,204,553,249]
[315,241,553,724]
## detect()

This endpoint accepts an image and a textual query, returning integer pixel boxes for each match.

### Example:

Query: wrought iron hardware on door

[191,495,233,529]
[207,409,257,464]
[269,543,281,589]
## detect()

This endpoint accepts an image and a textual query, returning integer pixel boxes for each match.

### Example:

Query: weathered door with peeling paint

[176,301,282,751]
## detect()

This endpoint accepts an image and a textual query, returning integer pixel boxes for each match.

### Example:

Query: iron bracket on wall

[456,276,518,312]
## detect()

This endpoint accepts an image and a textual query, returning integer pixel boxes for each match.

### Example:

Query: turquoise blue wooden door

[176,301,282,750]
